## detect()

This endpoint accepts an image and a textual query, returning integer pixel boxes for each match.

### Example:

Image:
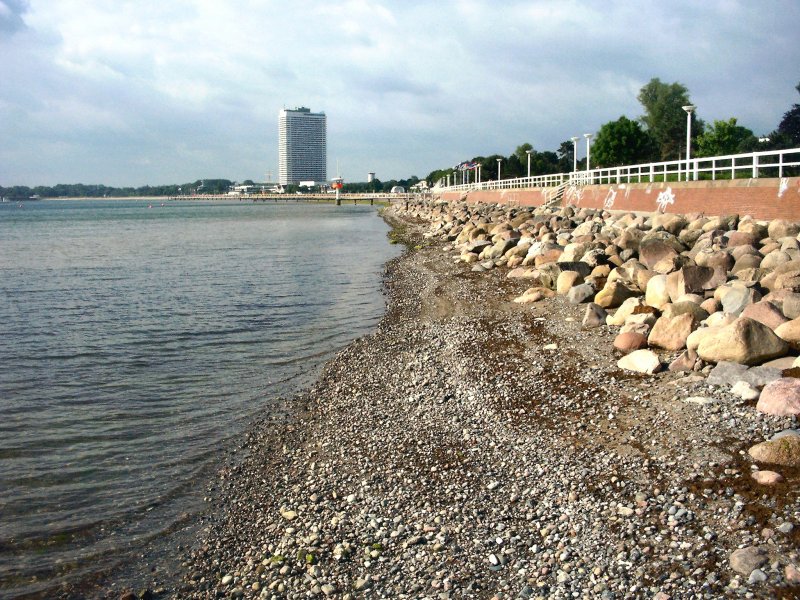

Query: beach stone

[775,268,800,292]
[751,470,784,485]
[756,378,800,416]
[652,213,688,235]
[513,287,555,303]
[729,546,768,575]
[639,236,680,270]
[762,249,793,270]
[764,290,800,319]
[568,282,596,305]
[666,265,726,302]
[582,303,607,328]
[556,270,584,295]
[595,280,640,309]
[741,366,784,388]
[606,297,646,326]
[700,297,720,314]
[741,300,790,330]
[721,285,762,315]
[648,313,697,351]
[768,219,800,240]
[645,274,670,310]
[726,230,758,247]
[614,332,648,353]
[696,318,789,365]
[775,317,800,347]
[773,429,800,440]
[785,565,800,584]
[731,380,760,400]
[695,248,734,271]
[748,435,800,466]
[707,361,750,386]
[732,253,763,273]
[662,301,710,322]
[705,311,737,328]
[669,348,699,372]
[507,267,539,279]
[617,349,661,374]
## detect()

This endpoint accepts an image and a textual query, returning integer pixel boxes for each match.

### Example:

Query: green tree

[591,116,658,167]
[695,118,757,157]
[770,81,800,149]
[556,140,575,172]
[638,78,702,160]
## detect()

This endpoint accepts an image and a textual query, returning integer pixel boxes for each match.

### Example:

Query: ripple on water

[0,200,400,597]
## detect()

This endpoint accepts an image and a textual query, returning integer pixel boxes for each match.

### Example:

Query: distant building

[278,107,327,185]
[367,172,375,183]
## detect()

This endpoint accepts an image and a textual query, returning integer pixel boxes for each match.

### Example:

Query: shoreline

[149,205,799,599]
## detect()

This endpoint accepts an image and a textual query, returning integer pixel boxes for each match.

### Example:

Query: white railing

[437,147,800,192]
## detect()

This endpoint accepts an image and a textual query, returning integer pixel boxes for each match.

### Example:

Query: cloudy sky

[1,0,799,186]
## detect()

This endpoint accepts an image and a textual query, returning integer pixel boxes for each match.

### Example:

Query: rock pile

[402,199,800,482]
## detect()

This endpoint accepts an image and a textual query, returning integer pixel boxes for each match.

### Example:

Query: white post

[497,158,502,183]
[584,133,593,183]
[526,149,532,178]
[570,136,579,173]
[478,165,482,184]
[683,105,695,181]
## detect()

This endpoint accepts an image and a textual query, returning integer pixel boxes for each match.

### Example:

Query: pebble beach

[154,201,800,600]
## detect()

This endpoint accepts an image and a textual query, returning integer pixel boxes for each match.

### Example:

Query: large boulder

[582,303,608,328]
[614,331,648,353]
[768,219,800,241]
[740,300,790,330]
[595,280,641,309]
[695,317,789,365]
[556,270,584,295]
[720,285,762,315]
[645,274,671,310]
[568,282,597,304]
[648,313,698,351]
[756,378,800,416]
[748,435,800,467]
[606,297,647,326]
[775,317,800,347]
[666,266,727,302]
[617,349,662,374]
[639,233,684,270]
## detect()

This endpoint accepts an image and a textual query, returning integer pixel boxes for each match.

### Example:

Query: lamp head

[682,105,696,114]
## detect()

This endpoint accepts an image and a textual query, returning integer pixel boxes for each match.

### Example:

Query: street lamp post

[683,105,695,181]
[526,150,532,178]
[496,158,502,184]
[570,136,579,173]
[583,133,593,171]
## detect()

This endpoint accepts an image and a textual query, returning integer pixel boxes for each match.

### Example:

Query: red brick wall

[437,177,800,220]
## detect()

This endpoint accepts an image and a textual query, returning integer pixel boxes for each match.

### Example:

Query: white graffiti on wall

[603,187,617,209]
[779,177,789,198]
[566,186,583,207]
[655,187,676,212]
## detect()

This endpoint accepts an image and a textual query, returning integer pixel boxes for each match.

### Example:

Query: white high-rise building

[278,107,327,185]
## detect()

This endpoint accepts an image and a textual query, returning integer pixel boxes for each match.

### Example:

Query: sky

[1,0,799,187]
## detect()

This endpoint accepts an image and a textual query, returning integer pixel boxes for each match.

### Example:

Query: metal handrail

[437,147,800,192]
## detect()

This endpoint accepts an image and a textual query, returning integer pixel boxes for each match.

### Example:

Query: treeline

[342,176,421,193]
[426,78,800,184]
[0,179,235,198]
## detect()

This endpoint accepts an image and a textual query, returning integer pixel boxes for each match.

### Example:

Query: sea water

[0,199,401,597]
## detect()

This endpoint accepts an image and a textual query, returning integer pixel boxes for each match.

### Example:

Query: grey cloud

[0,0,28,34]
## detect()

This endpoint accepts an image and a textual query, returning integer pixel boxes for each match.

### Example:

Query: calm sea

[0,199,401,597]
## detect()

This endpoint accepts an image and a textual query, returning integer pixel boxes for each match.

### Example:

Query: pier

[167,192,419,206]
